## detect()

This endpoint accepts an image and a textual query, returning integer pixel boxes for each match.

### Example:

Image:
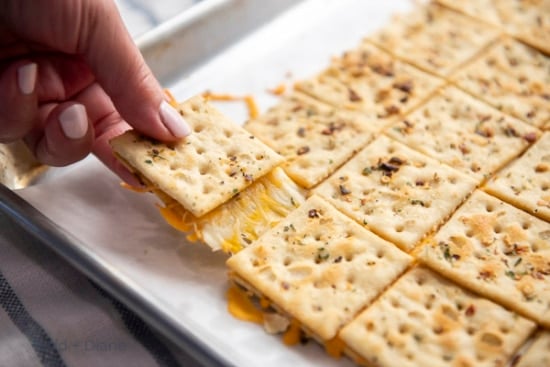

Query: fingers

[76,0,191,141]
[0,60,38,142]
[24,101,94,166]
[76,83,142,186]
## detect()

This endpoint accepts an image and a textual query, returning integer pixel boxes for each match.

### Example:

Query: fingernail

[17,63,37,95]
[160,101,191,138]
[59,104,88,139]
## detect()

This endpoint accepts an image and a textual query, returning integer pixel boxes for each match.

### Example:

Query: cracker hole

[406,353,414,361]
[398,324,408,334]
[255,153,265,161]
[283,257,292,266]
[486,203,495,213]
[195,146,205,155]
[202,184,213,195]
[541,184,549,191]
[395,225,404,233]
[493,224,502,234]
[314,233,322,241]
[387,146,396,154]
[223,129,233,138]
[466,230,474,238]
[312,304,324,312]
[532,243,539,253]
[365,321,375,331]
[376,250,385,259]
[480,332,503,347]
[199,163,210,175]
[466,326,476,335]
[449,176,458,184]
[251,258,260,267]
[499,326,510,334]
[190,103,201,112]
[347,274,356,284]
[391,298,400,308]
[193,124,205,133]
[522,222,531,230]
[345,253,354,262]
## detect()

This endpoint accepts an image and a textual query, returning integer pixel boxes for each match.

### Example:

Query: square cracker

[437,0,550,55]
[485,132,550,222]
[226,195,412,341]
[515,331,550,367]
[244,92,377,189]
[340,267,536,367]
[314,135,477,252]
[295,42,444,120]
[387,86,541,183]
[419,190,550,327]
[452,37,550,130]
[110,95,283,217]
[367,3,500,77]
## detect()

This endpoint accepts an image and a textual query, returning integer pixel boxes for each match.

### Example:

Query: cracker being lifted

[419,190,550,327]
[387,86,540,183]
[340,267,536,367]
[110,95,283,218]
[485,132,550,222]
[315,135,477,252]
[367,3,500,77]
[245,92,378,189]
[295,42,443,121]
[227,195,412,343]
[452,37,550,130]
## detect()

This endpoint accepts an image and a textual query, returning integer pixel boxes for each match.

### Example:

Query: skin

[0,0,184,184]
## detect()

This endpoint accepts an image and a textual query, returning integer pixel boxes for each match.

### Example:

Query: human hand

[0,0,191,185]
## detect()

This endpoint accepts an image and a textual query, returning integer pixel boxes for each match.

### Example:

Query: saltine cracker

[419,190,550,327]
[295,42,444,121]
[485,132,550,222]
[226,195,412,341]
[110,95,283,217]
[340,267,536,367]
[387,86,541,183]
[367,3,500,77]
[452,37,550,130]
[314,135,477,252]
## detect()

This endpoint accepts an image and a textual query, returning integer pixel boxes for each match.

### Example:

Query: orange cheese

[226,285,264,324]
[282,319,302,346]
[202,91,259,119]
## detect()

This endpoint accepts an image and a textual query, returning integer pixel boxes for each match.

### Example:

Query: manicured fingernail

[59,104,88,139]
[17,63,37,95]
[160,100,191,138]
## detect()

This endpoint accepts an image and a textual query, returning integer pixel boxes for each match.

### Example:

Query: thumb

[78,0,191,141]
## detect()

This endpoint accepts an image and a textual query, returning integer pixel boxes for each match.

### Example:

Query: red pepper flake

[243,173,254,182]
[523,132,537,143]
[465,304,476,317]
[297,146,310,155]
[308,209,320,218]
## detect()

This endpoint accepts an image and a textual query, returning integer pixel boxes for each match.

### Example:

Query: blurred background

[115,0,203,37]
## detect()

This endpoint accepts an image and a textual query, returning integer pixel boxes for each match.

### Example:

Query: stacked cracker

[112,1,549,366]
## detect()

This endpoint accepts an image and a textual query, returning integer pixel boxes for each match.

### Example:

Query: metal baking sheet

[5,1,414,366]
